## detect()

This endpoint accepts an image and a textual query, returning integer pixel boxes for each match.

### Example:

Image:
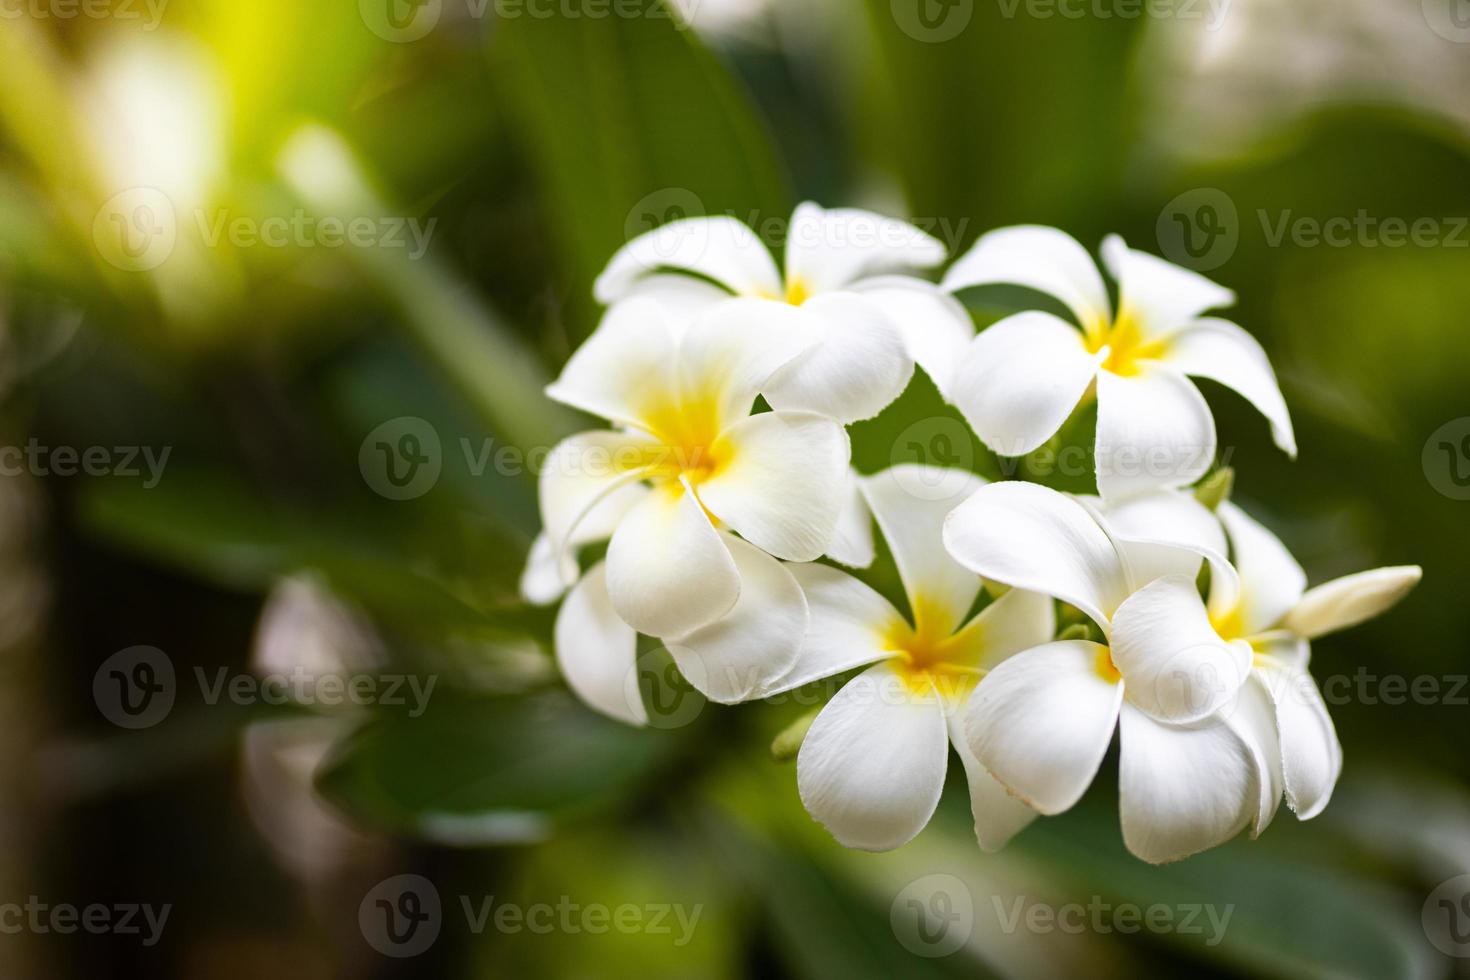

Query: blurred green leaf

[491,0,790,337]
[316,692,670,841]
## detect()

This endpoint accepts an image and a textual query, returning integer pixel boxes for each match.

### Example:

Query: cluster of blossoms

[521,204,1421,864]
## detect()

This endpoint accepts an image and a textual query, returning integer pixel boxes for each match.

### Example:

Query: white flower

[529,296,852,723]
[1200,502,1421,825]
[765,465,1053,851]
[594,201,976,421]
[943,481,1263,864]
[942,226,1296,499]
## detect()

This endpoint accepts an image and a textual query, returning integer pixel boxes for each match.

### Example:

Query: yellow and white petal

[1100,235,1234,341]
[604,480,740,638]
[1163,317,1296,457]
[849,276,976,401]
[676,298,820,425]
[760,563,903,697]
[942,586,1056,674]
[946,712,1038,853]
[1224,671,1285,836]
[594,215,781,303]
[951,312,1103,458]
[539,429,659,553]
[796,662,949,851]
[761,292,914,423]
[1256,659,1342,819]
[784,202,946,294]
[943,481,1129,629]
[825,469,875,568]
[1117,704,1258,864]
[520,532,578,605]
[861,464,987,638]
[553,563,646,726]
[668,536,808,704]
[1282,566,1422,640]
[1094,365,1216,500]
[1214,501,1307,635]
[942,225,1111,330]
[1110,575,1250,725]
[1088,489,1234,595]
[964,640,1123,815]
[699,411,850,561]
[545,298,680,430]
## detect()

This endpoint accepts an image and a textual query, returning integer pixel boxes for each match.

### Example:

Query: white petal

[676,298,820,426]
[1257,659,1341,819]
[594,215,781,303]
[861,465,987,638]
[796,662,948,850]
[1094,365,1216,500]
[538,429,658,554]
[554,563,645,726]
[761,562,903,697]
[964,640,1123,815]
[1117,704,1258,864]
[847,276,975,400]
[617,272,733,322]
[1163,318,1296,457]
[1101,235,1234,340]
[1224,671,1285,836]
[784,202,945,294]
[947,712,1037,853]
[951,312,1103,458]
[761,292,914,423]
[605,481,739,637]
[669,536,808,704]
[699,411,850,561]
[942,481,1129,629]
[1283,566,1422,640]
[1110,575,1249,724]
[545,299,679,429]
[1214,501,1307,635]
[1090,489,1235,595]
[942,225,1111,330]
[520,532,578,605]
[824,470,875,568]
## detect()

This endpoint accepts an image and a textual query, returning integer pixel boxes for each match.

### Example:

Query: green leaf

[491,0,790,337]
[316,692,670,841]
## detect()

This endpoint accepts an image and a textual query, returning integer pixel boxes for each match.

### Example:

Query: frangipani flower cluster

[522,203,1421,864]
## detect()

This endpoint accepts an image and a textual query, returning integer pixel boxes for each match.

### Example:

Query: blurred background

[1,0,1468,976]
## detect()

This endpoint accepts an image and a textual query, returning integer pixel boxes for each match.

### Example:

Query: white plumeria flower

[1199,501,1421,825]
[943,481,1265,864]
[594,201,977,421]
[763,465,1053,852]
[527,296,853,722]
[942,226,1296,499]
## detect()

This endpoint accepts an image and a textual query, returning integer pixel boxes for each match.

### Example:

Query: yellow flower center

[634,390,730,487]
[784,277,811,306]
[1083,305,1170,377]
[1093,646,1121,684]
[883,597,983,702]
